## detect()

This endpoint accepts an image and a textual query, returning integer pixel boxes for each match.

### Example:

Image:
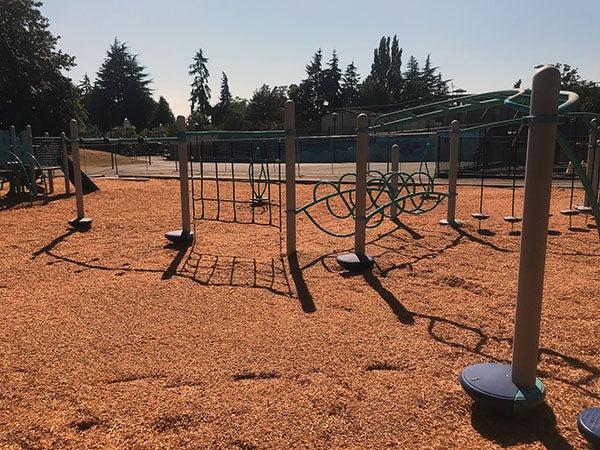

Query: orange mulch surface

[1,178,599,449]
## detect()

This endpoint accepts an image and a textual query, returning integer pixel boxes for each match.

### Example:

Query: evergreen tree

[340,62,361,106]
[402,55,425,103]
[388,36,403,101]
[87,39,155,131]
[212,72,232,126]
[0,0,84,133]
[78,74,93,102]
[300,49,325,120]
[189,49,211,126]
[359,75,392,106]
[323,50,342,108]
[150,96,175,129]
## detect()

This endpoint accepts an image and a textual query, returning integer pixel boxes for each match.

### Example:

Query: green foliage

[555,63,600,112]
[359,75,392,106]
[150,96,175,129]
[212,72,233,127]
[341,62,361,106]
[322,50,342,108]
[0,0,84,134]
[87,38,156,131]
[189,49,211,122]
[246,85,287,129]
[220,97,248,130]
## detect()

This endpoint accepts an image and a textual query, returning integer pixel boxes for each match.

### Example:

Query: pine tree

[323,50,342,108]
[212,72,232,127]
[301,49,326,120]
[402,55,424,104]
[150,96,175,129]
[189,49,211,125]
[340,62,361,106]
[87,39,155,130]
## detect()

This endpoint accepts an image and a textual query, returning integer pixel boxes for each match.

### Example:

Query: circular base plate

[68,217,93,231]
[439,219,464,227]
[503,216,522,224]
[336,253,374,271]
[460,363,545,414]
[577,407,600,447]
[471,212,490,221]
[165,230,194,244]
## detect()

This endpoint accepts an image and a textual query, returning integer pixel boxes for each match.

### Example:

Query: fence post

[440,120,463,226]
[61,132,71,194]
[165,116,193,244]
[582,119,598,208]
[337,113,374,271]
[460,66,560,413]
[390,144,400,221]
[285,100,297,256]
[67,120,92,230]
[25,125,37,197]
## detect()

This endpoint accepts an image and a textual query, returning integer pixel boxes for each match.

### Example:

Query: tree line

[2,0,600,136]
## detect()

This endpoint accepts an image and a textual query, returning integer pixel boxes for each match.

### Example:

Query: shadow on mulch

[1,191,74,211]
[470,402,573,450]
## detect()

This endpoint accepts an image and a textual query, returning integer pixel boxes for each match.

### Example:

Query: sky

[42,0,600,117]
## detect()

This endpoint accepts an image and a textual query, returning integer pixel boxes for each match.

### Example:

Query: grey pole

[336,113,374,271]
[390,144,400,221]
[67,120,92,230]
[285,100,297,256]
[460,66,561,413]
[440,120,463,226]
[165,116,193,244]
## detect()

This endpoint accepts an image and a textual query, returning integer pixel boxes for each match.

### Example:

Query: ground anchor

[336,253,374,271]
[165,230,194,245]
[68,217,92,231]
[460,363,545,414]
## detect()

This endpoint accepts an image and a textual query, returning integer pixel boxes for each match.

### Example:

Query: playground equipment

[439,120,463,226]
[459,65,581,413]
[578,407,600,447]
[67,120,92,231]
[165,116,194,244]
[0,126,47,202]
[502,126,524,231]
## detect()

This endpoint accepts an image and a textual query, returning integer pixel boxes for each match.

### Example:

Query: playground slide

[65,158,100,193]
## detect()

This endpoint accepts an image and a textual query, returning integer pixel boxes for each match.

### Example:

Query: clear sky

[41,0,599,117]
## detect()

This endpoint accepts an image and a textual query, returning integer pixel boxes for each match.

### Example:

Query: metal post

[67,120,92,230]
[336,113,374,270]
[285,100,297,256]
[460,66,560,413]
[440,120,463,226]
[583,119,598,208]
[165,116,193,244]
[26,125,37,197]
[511,66,561,389]
[61,133,71,194]
[390,144,400,221]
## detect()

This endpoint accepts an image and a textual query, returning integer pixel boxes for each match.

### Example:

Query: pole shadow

[288,253,316,313]
[362,269,414,324]
[162,242,193,280]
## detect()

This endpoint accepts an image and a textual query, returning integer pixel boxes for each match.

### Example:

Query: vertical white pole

[70,120,85,219]
[177,116,191,235]
[584,119,597,207]
[440,120,462,226]
[61,132,71,194]
[355,114,369,255]
[285,100,297,256]
[390,144,400,220]
[511,66,561,389]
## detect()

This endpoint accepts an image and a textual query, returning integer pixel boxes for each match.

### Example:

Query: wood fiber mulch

[0,178,599,449]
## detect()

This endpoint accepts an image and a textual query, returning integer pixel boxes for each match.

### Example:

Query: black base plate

[68,217,93,231]
[165,229,194,244]
[336,253,374,271]
[460,363,545,414]
[578,407,600,448]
